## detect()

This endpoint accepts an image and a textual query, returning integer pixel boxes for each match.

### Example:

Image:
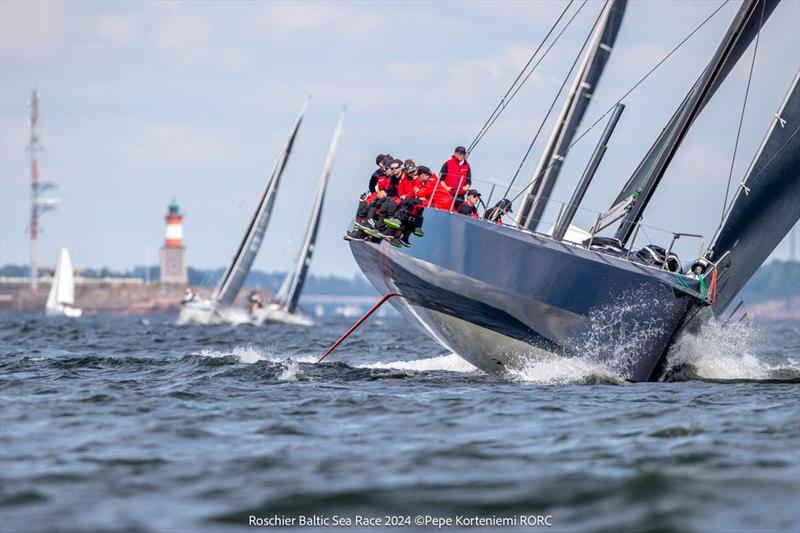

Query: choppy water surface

[1,315,798,532]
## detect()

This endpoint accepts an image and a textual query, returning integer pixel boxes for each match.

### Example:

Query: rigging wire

[502,4,604,200]
[471,2,590,156]
[467,0,585,155]
[501,0,731,207]
[719,0,765,226]
[714,124,800,235]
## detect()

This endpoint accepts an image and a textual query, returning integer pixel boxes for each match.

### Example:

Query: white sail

[45,262,60,312]
[56,248,75,305]
[46,247,80,317]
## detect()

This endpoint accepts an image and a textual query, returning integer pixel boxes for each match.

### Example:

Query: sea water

[0,315,798,532]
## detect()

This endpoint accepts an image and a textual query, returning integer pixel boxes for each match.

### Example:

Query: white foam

[667,319,800,380]
[506,354,626,385]
[193,345,316,365]
[356,353,478,373]
[578,288,670,378]
[277,359,301,381]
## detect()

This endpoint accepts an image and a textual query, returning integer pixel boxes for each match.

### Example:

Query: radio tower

[28,90,60,291]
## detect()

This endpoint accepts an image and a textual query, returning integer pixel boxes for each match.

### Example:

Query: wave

[192,345,316,365]
[355,353,478,373]
[664,318,800,383]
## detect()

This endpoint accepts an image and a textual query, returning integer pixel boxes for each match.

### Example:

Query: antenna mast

[28,90,60,291]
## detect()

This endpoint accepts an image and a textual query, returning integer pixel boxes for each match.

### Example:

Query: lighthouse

[159,199,187,285]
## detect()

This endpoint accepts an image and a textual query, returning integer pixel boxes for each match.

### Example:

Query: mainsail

[276,108,345,315]
[608,0,780,243]
[46,247,75,311]
[707,71,800,313]
[516,0,628,231]
[213,98,309,307]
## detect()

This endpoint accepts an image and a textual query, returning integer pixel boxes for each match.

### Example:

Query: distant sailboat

[46,247,82,318]
[178,98,309,325]
[255,108,346,326]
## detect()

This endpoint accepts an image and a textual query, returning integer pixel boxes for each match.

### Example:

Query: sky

[1,0,798,277]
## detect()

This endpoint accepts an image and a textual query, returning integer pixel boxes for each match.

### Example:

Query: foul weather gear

[439,156,472,197]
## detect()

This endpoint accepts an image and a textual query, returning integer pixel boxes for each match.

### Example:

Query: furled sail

[213,98,309,307]
[707,71,800,313]
[276,108,345,315]
[610,0,780,244]
[516,0,628,231]
[46,247,75,310]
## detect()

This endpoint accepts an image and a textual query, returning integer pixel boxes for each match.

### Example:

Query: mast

[278,108,345,315]
[610,0,780,245]
[516,0,628,231]
[707,71,800,313]
[28,90,60,291]
[553,103,625,241]
[213,97,310,307]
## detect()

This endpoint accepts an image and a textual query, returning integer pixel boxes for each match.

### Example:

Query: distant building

[159,199,187,285]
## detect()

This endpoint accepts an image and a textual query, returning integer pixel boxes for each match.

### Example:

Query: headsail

[276,108,345,315]
[609,0,780,244]
[706,71,800,314]
[516,0,628,231]
[213,97,310,307]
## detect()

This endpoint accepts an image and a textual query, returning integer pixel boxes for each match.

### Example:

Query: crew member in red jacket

[383,159,403,197]
[397,160,418,200]
[368,154,391,193]
[439,146,471,208]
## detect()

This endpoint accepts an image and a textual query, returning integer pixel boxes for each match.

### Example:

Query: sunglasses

[390,165,401,170]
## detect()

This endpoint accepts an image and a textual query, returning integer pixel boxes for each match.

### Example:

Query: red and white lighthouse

[159,199,187,284]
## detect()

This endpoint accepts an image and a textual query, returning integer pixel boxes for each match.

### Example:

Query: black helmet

[496,199,513,212]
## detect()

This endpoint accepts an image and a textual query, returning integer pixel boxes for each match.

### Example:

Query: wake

[189,315,799,385]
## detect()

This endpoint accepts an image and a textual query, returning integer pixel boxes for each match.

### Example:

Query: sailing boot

[384,217,402,230]
[363,228,385,240]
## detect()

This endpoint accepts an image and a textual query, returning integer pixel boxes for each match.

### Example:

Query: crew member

[484,199,513,224]
[456,189,481,218]
[439,146,471,208]
[368,154,391,193]
[397,160,418,200]
[385,159,403,197]
[248,292,264,316]
[181,288,197,305]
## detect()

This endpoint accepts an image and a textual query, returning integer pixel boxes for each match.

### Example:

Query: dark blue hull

[350,210,704,381]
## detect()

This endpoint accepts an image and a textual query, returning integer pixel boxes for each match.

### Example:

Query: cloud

[0,1,65,58]
[0,116,29,170]
[126,124,238,167]
[385,61,435,81]
[252,2,382,39]
[90,13,140,45]
[150,9,211,64]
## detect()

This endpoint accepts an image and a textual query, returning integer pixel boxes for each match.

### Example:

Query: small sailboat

[179,98,309,325]
[254,108,346,326]
[46,247,82,318]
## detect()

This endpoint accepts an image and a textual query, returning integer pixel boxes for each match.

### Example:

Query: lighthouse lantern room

[159,199,188,285]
